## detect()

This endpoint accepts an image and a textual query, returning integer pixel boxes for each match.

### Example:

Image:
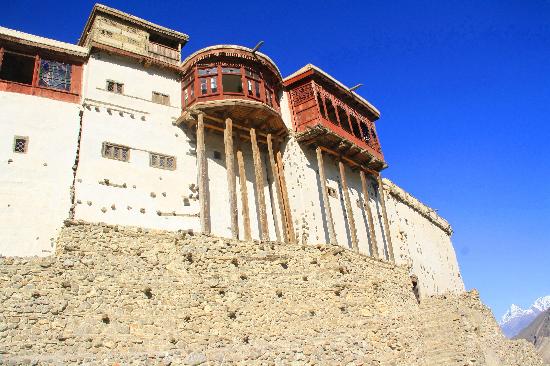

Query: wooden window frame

[102,142,130,162]
[13,135,29,154]
[106,80,124,94]
[149,152,177,170]
[152,91,170,106]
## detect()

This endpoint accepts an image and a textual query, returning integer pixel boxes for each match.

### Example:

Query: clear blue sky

[2,0,549,318]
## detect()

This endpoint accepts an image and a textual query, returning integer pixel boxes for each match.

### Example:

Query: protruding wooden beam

[267,134,286,243]
[250,128,269,241]
[236,147,252,241]
[339,160,358,251]
[197,112,210,234]
[360,171,379,258]
[316,147,337,245]
[276,148,295,243]
[224,118,238,239]
[377,175,395,262]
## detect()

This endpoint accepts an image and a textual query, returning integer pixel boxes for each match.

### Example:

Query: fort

[0,4,545,365]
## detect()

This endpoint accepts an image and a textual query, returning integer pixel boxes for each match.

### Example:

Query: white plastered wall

[382,179,464,296]
[0,92,81,256]
[73,52,201,231]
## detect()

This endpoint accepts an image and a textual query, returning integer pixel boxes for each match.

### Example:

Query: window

[150,152,176,170]
[360,123,371,141]
[38,59,71,91]
[371,128,377,140]
[0,51,35,85]
[199,77,217,95]
[198,67,217,76]
[247,80,253,95]
[254,80,261,98]
[327,186,337,198]
[210,77,218,93]
[13,136,28,153]
[222,74,243,93]
[337,106,351,133]
[317,94,326,118]
[349,114,362,139]
[222,67,240,74]
[152,91,170,105]
[200,78,207,95]
[325,98,338,126]
[106,80,123,94]
[265,88,273,107]
[213,151,222,160]
[102,142,129,162]
[183,89,189,106]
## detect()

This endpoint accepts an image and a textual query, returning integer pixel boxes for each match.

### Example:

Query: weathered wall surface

[383,178,464,297]
[281,136,463,297]
[0,221,543,365]
[0,92,81,257]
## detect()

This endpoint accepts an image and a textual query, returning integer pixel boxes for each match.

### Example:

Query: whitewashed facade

[0,4,464,297]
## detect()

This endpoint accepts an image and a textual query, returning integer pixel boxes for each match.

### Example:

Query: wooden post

[339,160,358,251]
[316,147,337,245]
[276,148,295,243]
[236,147,252,241]
[250,128,269,241]
[224,118,238,239]
[360,171,379,258]
[377,175,395,262]
[267,134,287,243]
[197,113,210,234]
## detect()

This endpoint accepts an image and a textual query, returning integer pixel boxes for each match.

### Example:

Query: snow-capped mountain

[499,295,550,338]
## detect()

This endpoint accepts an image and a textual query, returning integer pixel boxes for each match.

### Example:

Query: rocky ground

[0,220,545,365]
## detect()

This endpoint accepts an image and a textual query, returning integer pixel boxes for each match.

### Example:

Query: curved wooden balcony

[180,45,286,136]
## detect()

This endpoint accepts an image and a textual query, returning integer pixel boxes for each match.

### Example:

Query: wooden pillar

[339,160,358,251]
[267,134,287,243]
[250,128,269,241]
[316,147,337,245]
[276,148,295,243]
[236,146,252,241]
[377,175,395,262]
[360,171,379,258]
[224,118,238,239]
[196,113,210,234]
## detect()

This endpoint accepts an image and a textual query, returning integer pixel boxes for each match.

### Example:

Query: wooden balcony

[285,65,386,171]
[147,42,179,64]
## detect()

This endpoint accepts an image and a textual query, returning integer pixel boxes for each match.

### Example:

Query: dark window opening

[337,106,351,133]
[265,88,273,107]
[325,98,338,126]
[13,136,28,153]
[360,123,370,141]
[317,94,326,118]
[200,78,208,95]
[0,52,35,85]
[254,80,261,98]
[349,115,362,139]
[222,74,243,93]
[107,80,123,94]
[210,77,217,93]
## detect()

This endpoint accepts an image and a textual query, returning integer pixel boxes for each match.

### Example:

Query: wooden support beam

[267,134,287,243]
[360,171,379,258]
[197,113,210,234]
[250,128,269,241]
[339,160,358,251]
[276,148,295,243]
[316,147,337,246]
[376,174,395,262]
[236,147,252,241]
[224,118,238,239]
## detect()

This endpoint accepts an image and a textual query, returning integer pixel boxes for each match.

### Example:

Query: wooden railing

[147,42,179,63]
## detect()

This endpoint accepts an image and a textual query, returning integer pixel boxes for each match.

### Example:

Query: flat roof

[78,4,189,46]
[284,64,381,119]
[0,26,89,58]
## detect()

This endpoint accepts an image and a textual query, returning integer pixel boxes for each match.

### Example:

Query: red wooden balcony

[180,46,286,136]
[284,65,386,171]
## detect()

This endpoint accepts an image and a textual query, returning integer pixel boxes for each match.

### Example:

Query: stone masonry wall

[0,221,544,365]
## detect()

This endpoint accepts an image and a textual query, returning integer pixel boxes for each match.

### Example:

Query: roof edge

[284,63,381,119]
[78,3,189,46]
[0,26,89,58]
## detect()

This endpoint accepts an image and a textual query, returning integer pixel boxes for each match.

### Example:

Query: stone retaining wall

[0,221,544,365]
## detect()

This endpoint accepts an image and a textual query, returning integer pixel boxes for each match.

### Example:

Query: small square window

[213,151,222,160]
[107,80,124,94]
[13,136,28,153]
[150,152,176,170]
[327,186,337,198]
[102,142,130,162]
[152,91,170,105]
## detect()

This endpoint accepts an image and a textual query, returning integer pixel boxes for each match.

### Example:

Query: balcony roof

[78,4,189,46]
[181,45,282,81]
[0,26,89,58]
[284,64,380,121]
